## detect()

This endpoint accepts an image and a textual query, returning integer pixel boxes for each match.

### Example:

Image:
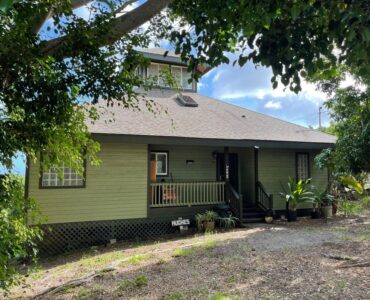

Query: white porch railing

[150,181,226,207]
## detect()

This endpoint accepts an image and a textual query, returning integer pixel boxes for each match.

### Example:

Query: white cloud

[209,55,327,105]
[198,52,333,127]
[264,100,282,109]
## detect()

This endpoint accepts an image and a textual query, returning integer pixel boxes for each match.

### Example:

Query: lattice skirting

[39,218,178,256]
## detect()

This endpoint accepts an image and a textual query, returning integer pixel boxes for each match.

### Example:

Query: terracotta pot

[203,221,215,232]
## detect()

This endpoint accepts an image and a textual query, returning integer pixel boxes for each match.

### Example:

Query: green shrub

[279,177,314,210]
[134,274,148,287]
[172,247,195,257]
[218,215,238,229]
[117,279,133,293]
[337,198,360,217]
[0,174,43,293]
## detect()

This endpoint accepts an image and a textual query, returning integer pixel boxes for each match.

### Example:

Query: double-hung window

[41,162,85,188]
[296,153,310,181]
[150,152,168,176]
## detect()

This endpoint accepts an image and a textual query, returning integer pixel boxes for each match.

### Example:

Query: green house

[26,49,336,255]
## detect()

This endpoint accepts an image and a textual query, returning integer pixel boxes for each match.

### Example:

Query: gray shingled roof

[88,89,336,144]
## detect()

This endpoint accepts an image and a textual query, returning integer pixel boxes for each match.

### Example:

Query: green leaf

[362,28,370,42]
[339,176,364,195]
[0,0,18,13]
[291,5,300,20]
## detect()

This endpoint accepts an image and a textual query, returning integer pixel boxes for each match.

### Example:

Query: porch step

[243,207,264,214]
[241,217,265,223]
[241,206,265,223]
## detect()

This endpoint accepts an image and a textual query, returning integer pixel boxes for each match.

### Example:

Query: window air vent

[176,95,198,107]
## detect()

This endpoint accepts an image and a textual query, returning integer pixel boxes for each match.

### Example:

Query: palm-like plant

[311,187,333,210]
[280,177,314,211]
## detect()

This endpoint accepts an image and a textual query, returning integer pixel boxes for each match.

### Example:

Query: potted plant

[218,214,239,229]
[264,209,274,224]
[195,210,219,232]
[311,187,324,219]
[203,210,218,231]
[195,213,205,232]
[321,194,334,218]
[280,177,314,222]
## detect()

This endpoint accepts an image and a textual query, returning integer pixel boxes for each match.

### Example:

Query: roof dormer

[136,48,209,92]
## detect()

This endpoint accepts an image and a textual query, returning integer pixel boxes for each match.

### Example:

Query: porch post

[254,146,259,203]
[224,146,230,202]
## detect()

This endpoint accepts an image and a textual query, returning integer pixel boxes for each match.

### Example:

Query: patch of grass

[116,274,148,295]
[57,285,77,295]
[127,254,151,265]
[157,258,166,265]
[76,287,89,300]
[331,280,347,295]
[79,250,123,269]
[200,239,218,249]
[76,284,104,299]
[190,287,210,298]
[172,247,196,257]
[212,291,242,300]
[164,291,185,300]
[134,274,148,287]
[117,279,133,293]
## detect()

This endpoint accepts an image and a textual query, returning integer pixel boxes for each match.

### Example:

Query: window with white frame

[144,63,193,90]
[171,65,182,87]
[147,63,159,85]
[41,163,84,188]
[181,67,193,89]
[150,152,168,176]
[296,153,309,180]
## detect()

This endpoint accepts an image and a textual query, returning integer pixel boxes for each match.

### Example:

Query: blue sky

[5,3,331,176]
[197,55,330,128]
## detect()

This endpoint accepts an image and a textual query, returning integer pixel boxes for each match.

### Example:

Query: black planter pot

[287,210,297,222]
[311,210,322,219]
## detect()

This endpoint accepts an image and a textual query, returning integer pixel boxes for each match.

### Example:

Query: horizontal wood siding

[28,143,148,224]
[259,149,328,210]
[150,145,222,182]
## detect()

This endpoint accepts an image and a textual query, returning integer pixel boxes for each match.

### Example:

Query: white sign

[172,218,190,227]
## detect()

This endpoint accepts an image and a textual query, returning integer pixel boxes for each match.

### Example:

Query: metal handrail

[256,181,273,211]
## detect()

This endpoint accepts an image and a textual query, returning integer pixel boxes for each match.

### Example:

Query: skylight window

[176,95,198,107]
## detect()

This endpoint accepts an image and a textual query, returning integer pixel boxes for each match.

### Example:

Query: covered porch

[147,144,269,221]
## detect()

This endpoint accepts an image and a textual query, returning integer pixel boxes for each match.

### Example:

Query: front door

[216,153,239,191]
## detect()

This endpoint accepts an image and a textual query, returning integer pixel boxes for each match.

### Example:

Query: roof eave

[91,133,335,149]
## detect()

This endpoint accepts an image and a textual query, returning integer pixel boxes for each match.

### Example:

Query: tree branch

[32,0,102,34]
[32,8,54,34]
[113,0,137,15]
[41,0,172,57]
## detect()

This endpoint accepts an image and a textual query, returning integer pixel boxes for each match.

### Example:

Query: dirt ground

[8,215,370,300]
